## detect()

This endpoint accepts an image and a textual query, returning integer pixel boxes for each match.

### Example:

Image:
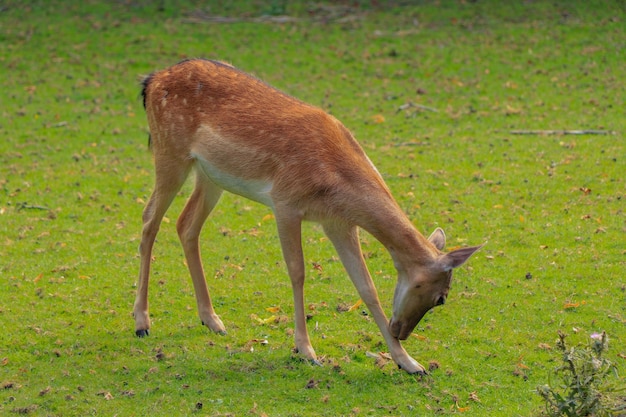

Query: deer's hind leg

[176,167,225,333]
[134,155,193,337]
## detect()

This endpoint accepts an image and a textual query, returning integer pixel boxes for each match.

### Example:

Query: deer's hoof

[201,321,227,335]
[398,365,428,376]
[135,329,150,338]
[397,361,428,375]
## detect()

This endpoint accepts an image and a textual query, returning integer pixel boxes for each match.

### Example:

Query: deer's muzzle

[389,313,424,340]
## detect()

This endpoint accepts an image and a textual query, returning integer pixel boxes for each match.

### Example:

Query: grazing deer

[134,59,482,374]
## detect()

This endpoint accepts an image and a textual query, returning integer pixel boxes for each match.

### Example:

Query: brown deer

[134,59,482,374]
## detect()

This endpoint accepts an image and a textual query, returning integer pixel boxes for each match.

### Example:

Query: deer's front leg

[323,223,426,375]
[274,207,318,364]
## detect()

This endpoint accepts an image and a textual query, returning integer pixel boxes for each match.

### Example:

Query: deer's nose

[436,296,446,306]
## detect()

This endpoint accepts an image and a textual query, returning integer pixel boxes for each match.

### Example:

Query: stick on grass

[509,130,613,135]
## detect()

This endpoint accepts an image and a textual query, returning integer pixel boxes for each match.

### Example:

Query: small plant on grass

[536,331,625,417]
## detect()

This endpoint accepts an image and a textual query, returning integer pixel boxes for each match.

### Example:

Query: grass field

[1,1,624,415]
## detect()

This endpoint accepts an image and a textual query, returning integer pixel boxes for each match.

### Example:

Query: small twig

[393,141,428,147]
[17,202,50,211]
[46,121,68,128]
[397,102,438,113]
[510,129,612,135]
[183,15,302,24]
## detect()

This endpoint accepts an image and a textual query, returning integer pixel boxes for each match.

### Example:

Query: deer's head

[389,228,482,340]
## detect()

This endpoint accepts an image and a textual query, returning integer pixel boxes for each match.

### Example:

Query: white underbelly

[193,153,274,208]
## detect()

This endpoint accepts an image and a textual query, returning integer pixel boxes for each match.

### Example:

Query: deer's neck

[353,189,436,267]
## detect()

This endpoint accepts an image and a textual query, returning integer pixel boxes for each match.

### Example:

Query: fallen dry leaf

[371,114,385,124]
[305,378,318,389]
[348,299,362,312]
[250,314,276,324]
[563,300,586,309]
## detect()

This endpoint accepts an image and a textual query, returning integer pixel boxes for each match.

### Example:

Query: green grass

[1,1,624,415]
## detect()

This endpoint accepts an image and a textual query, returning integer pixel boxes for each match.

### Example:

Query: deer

[134,59,482,374]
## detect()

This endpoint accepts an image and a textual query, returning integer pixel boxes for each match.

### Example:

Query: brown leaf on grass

[366,351,392,368]
[97,391,114,400]
[249,402,268,417]
[243,227,262,237]
[275,315,289,324]
[239,339,270,353]
[308,302,327,311]
[513,366,528,380]
[563,300,586,309]
[428,360,440,371]
[505,104,522,115]
[371,114,385,124]
[336,303,350,312]
[305,378,319,389]
[11,405,38,414]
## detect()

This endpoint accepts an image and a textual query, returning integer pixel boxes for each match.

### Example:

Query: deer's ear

[428,228,446,250]
[441,245,483,271]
